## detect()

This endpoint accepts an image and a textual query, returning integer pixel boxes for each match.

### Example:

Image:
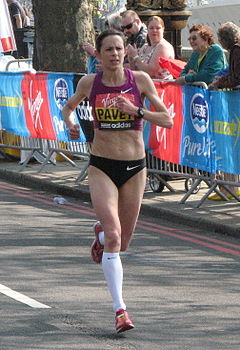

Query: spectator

[22,6,31,27]
[208,22,240,200]
[127,16,175,79]
[105,12,122,32]
[121,10,147,49]
[7,0,28,29]
[209,22,240,89]
[174,25,227,85]
[83,14,123,74]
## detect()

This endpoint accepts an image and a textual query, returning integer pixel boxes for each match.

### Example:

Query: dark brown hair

[95,30,126,52]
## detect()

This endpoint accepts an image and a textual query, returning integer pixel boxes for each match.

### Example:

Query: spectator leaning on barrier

[127,16,175,79]
[174,25,227,85]
[207,22,240,200]
[209,22,240,89]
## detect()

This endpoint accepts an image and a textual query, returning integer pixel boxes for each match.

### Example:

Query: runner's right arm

[62,75,95,139]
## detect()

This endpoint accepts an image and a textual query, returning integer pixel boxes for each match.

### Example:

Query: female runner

[62,30,173,333]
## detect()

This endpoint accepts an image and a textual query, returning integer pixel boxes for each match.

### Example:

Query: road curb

[140,203,240,238]
[0,168,91,201]
[0,168,239,238]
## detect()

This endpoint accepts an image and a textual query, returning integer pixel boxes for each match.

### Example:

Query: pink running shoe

[91,221,104,264]
[115,309,135,333]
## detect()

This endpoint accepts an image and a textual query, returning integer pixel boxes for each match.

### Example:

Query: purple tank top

[89,68,143,131]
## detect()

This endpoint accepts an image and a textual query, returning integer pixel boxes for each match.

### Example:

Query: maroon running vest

[89,68,143,131]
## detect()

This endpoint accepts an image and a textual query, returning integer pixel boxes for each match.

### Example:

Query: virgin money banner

[211,90,240,174]
[0,0,16,52]
[0,71,86,142]
[146,81,183,164]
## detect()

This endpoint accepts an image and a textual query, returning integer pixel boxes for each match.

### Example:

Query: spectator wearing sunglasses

[174,25,226,85]
[121,10,147,49]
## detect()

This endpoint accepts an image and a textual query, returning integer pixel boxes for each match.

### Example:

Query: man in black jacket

[121,10,147,49]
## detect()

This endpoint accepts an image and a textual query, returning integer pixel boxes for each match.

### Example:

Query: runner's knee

[105,229,121,251]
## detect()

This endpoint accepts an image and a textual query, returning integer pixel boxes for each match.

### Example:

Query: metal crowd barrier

[0,133,45,170]
[0,130,91,180]
[0,63,91,183]
[146,80,240,207]
[1,68,239,198]
[37,139,91,180]
[5,58,33,72]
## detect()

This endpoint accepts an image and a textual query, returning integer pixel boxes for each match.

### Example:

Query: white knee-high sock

[102,252,126,312]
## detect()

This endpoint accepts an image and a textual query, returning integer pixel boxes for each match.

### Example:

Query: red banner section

[0,0,16,52]
[149,81,183,164]
[0,37,14,51]
[21,72,56,140]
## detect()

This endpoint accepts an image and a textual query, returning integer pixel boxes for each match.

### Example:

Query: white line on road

[0,283,51,309]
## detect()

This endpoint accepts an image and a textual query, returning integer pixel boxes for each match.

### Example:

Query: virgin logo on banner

[147,81,183,164]
[21,72,57,140]
[0,0,16,52]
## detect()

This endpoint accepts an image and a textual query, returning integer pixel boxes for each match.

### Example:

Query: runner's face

[97,35,125,69]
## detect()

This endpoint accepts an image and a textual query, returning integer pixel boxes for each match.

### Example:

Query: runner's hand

[69,124,80,140]
[117,95,137,116]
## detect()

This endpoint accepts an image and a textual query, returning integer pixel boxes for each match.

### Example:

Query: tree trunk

[31,0,95,73]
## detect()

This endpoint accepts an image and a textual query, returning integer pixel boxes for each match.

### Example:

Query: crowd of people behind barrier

[82,10,240,201]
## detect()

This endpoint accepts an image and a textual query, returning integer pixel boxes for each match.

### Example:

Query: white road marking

[0,283,51,309]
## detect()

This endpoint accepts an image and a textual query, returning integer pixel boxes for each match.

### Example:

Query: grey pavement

[0,156,239,238]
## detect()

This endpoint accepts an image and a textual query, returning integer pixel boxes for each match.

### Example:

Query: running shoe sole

[91,221,104,264]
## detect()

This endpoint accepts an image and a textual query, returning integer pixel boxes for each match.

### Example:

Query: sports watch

[137,107,145,119]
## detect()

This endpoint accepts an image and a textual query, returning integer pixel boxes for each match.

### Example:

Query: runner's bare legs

[88,165,146,331]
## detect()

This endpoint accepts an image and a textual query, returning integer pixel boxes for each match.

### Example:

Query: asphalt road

[0,180,239,350]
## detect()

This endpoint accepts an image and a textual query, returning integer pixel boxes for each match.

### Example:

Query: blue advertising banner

[0,71,86,142]
[180,85,216,174]
[143,97,151,152]
[1,72,239,175]
[0,71,30,136]
[211,90,240,174]
[47,72,86,142]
